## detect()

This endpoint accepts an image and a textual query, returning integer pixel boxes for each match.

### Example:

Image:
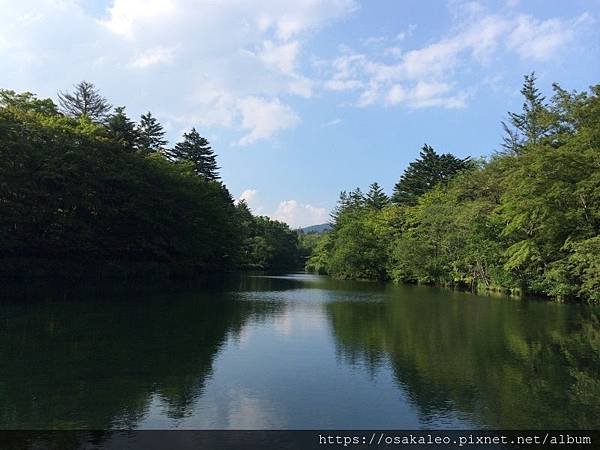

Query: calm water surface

[1,273,598,429]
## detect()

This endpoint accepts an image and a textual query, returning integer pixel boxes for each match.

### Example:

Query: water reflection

[326,284,600,429]
[0,275,597,430]
[0,287,280,429]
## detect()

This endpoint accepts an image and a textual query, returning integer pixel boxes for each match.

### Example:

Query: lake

[1,273,598,430]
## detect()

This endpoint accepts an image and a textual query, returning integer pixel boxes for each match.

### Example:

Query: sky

[1,0,599,228]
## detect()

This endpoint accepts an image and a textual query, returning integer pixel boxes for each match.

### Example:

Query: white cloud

[257,0,358,40]
[100,0,179,39]
[288,76,314,98]
[360,24,415,48]
[271,200,328,228]
[236,191,327,226]
[168,92,301,145]
[385,81,466,109]
[319,6,590,109]
[412,80,451,101]
[322,118,342,127]
[360,36,387,47]
[356,83,381,107]
[129,46,176,68]
[401,40,461,80]
[253,39,314,97]
[238,189,258,204]
[386,84,406,104]
[507,14,591,61]
[383,46,403,58]
[237,96,300,146]
[0,0,356,145]
[324,78,363,91]
[99,0,358,43]
[0,0,593,145]
[237,189,262,212]
[396,24,417,41]
[188,87,238,128]
[257,40,300,74]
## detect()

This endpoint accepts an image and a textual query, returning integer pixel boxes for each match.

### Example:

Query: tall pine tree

[392,144,470,205]
[501,72,551,154]
[329,189,364,227]
[348,187,365,209]
[329,191,349,226]
[366,182,389,210]
[107,106,138,152]
[137,112,167,154]
[168,128,220,180]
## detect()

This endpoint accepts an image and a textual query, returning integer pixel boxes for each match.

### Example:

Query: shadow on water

[325,283,600,429]
[0,282,282,430]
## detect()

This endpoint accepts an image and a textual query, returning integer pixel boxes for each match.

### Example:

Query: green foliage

[0,89,59,115]
[106,106,138,152]
[305,233,333,275]
[391,144,471,205]
[327,209,390,279]
[137,111,167,154]
[0,86,300,278]
[365,182,389,209]
[297,231,322,265]
[235,200,300,271]
[388,164,512,290]
[308,76,600,303]
[502,72,553,154]
[308,188,395,280]
[167,128,220,181]
[252,216,300,270]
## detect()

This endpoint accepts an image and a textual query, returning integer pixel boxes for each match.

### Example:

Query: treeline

[307,74,600,303]
[0,82,300,278]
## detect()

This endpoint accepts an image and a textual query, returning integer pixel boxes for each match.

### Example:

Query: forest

[2,76,598,303]
[306,74,600,304]
[0,82,300,279]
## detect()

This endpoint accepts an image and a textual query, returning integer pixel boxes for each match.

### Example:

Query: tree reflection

[326,285,600,428]
[0,288,279,429]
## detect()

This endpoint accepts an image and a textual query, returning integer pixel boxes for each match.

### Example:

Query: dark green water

[0,273,598,429]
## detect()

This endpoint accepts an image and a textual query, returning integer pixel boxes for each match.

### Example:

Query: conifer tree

[329,191,349,226]
[168,128,220,180]
[349,187,364,209]
[392,144,470,205]
[366,182,389,210]
[329,188,364,227]
[501,72,551,153]
[57,81,111,121]
[107,106,138,152]
[137,112,167,154]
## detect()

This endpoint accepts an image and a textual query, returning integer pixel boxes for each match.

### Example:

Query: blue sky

[1,0,599,227]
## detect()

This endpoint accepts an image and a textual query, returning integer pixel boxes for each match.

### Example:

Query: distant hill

[299,223,331,234]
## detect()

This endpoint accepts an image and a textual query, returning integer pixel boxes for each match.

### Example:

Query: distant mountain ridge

[299,223,331,233]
